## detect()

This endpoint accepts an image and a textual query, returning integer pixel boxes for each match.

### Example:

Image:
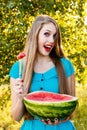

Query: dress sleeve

[9,61,19,79]
[61,58,75,77]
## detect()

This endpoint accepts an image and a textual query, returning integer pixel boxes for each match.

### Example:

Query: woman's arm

[10,78,27,121]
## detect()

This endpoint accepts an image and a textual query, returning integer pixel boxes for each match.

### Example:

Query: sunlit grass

[0,84,87,130]
[72,86,87,130]
[0,84,22,130]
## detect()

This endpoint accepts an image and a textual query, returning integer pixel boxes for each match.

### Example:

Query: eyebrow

[45,29,56,34]
[45,29,51,32]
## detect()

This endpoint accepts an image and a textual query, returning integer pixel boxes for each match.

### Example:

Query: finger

[41,119,48,124]
[19,82,24,87]
[15,87,23,94]
[15,82,24,88]
[41,119,45,122]
[15,78,24,85]
[54,118,59,124]
[47,119,53,125]
[16,78,23,81]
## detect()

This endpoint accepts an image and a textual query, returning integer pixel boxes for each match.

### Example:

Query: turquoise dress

[9,58,76,130]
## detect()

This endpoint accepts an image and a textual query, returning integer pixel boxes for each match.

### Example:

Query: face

[37,22,57,57]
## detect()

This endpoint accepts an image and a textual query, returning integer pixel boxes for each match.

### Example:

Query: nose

[49,36,54,43]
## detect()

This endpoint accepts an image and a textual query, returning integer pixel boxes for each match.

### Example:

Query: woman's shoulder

[9,61,19,79]
[60,57,74,68]
[60,57,75,77]
[61,57,72,64]
[10,61,19,71]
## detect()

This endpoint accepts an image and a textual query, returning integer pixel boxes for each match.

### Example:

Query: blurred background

[0,0,87,129]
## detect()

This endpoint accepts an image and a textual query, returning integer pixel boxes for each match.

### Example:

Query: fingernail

[21,79,24,82]
[47,119,50,121]
[41,119,44,122]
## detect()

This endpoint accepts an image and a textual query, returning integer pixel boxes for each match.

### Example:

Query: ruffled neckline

[33,67,58,81]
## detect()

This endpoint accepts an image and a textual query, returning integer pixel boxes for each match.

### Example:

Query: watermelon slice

[24,91,78,120]
[17,52,26,59]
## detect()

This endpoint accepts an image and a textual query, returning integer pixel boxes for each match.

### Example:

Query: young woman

[9,15,76,130]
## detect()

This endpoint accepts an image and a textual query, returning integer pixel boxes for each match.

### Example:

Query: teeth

[45,45,51,48]
[44,44,52,48]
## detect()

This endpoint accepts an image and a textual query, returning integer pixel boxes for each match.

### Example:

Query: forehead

[40,22,56,33]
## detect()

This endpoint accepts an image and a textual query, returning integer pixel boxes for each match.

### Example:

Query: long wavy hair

[23,15,70,119]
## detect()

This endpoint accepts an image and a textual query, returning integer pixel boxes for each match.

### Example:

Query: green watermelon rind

[24,99,77,120]
[24,92,78,120]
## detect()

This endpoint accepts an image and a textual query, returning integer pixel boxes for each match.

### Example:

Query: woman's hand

[41,118,59,125]
[10,77,28,121]
[41,116,71,125]
[13,78,27,100]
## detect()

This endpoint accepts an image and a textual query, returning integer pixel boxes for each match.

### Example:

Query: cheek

[38,36,45,47]
[38,35,44,43]
[37,40,42,51]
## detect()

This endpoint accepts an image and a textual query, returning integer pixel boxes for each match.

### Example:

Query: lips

[44,43,54,52]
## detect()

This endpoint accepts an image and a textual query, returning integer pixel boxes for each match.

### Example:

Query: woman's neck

[35,55,51,64]
[34,55,54,73]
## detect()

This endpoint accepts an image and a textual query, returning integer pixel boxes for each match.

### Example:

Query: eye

[44,32,49,37]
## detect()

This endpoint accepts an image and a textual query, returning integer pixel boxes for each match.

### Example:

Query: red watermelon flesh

[26,91,73,102]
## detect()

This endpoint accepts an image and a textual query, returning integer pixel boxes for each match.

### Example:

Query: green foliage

[0,84,87,129]
[0,0,87,86]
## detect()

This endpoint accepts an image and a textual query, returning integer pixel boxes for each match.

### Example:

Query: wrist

[17,98,24,105]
